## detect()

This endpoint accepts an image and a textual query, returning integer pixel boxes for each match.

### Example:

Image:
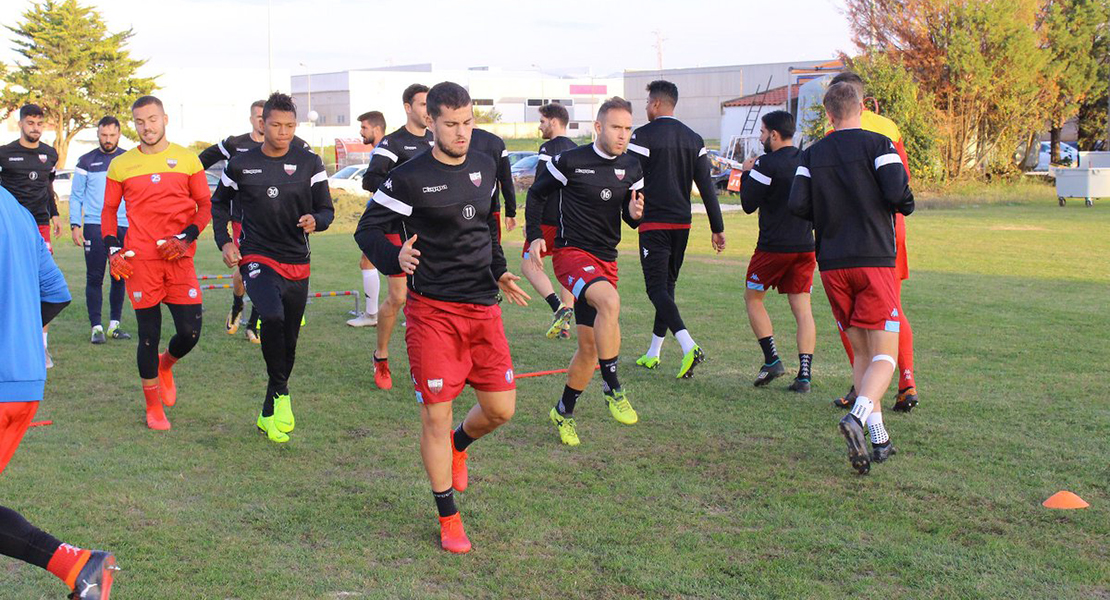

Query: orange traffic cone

[1043,491,1089,509]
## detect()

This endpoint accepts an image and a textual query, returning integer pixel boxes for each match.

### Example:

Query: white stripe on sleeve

[630,178,645,191]
[698,147,708,157]
[748,169,772,186]
[545,159,568,185]
[373,146,399,163]
[627,142,650,157]
[218,140,231,159]
[220,171,238,190]
[795,166,811,178]
[310,170,328,185]
[874,153,903,169]
[371,190,413,216]
[74,167,88,176]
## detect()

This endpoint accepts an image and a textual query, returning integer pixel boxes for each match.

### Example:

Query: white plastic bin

[1052,167,1110,206]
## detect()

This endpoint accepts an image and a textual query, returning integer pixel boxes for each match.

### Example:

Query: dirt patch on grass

[989,225,1049,231]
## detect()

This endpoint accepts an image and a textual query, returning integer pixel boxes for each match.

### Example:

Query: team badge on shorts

[247,262,261,278]
[600,188,612,201]
[614,168,625,180]
[469,171,482,187]
[284,164,297,175]
[427,379,444,394]
[167,158,178,168]
[583,265,595,273]
[188,288,198,298]
[505,369,514,383]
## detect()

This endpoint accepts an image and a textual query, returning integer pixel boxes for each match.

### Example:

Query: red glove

[108,247,134,280]
[157,234,190,261]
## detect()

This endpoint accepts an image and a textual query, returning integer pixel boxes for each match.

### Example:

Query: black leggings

[241,263,308,408]
[0,505,62,570]
[134,303,203,379]
[638,229,689,337]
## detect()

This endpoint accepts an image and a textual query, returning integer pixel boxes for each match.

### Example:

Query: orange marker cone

[1043,491,1089,509]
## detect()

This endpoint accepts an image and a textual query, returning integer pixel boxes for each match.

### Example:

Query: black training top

[0,140,58,225]
[470,127,517,219]
[361,126,434,193]
[627,116,724,233]
[740,146,814,253]
[535,135,578,227]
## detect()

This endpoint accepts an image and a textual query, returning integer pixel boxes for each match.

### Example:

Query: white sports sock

[42,331,48,348]
[362,269,380,315]
[109,320,120,330]
[866,412,889,445]
[646,335,665,358]
[849,395,874,424]
[674,329,696,354]
[92,324,104,332]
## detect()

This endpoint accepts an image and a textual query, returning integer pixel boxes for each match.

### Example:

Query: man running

[521,103,577,339]
[627,81,725,378]
[826,71,919,413]
[212,92,334,443]
[0,185,118,599]
[789,82,914,474]
[347,110,388,328]
[0,104,61,367]
[739,110,816,392]
[102,95,211,431]
[526,97,645,446]
[355,81,528,553]
[70,116,132,344]
[359,83,433,390]
[199,100,310,342]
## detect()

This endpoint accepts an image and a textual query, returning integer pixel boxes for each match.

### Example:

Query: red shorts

[523,224,558,259]
[384,233,405,279]
[126,257,202,310]
[746,250,816,294]
[552,247,618,298]
[0,401,39,476]
[820,267,901,332]
[895,214,909,281]
[404,292,515,404]
[37,224,52,254]
[231,220,243,250]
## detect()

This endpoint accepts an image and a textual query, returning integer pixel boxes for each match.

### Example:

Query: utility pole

[267,0,273,92]
[652,30,666,71]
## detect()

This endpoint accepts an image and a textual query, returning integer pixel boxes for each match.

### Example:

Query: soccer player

[0,185,118,599]
[199,100,310,342]
[739,110,816,392]
[788,82,914,474]
[212,92,334,443]
[359,83,434,390]
[347,110,388,328]
[826,71,919,413]
[70,116,132,344]
[526,97,645,446]
[355,81,528,553]
[469,126,517,236]
[521,103,577,339]
[0,104,61,367]
[627,81,726,378]
[102,95,211,431]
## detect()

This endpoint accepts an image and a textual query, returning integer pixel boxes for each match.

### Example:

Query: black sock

[262,390,276,417]
[373,353,387,363]
[232,294,244,313]
[0,505,63,569]
[545,293,561,312]
[599,356,621,393]
[798,353,813,381]
[453,423,475,452]
[432,488,458,518]
[557,386,583,415]
[248,307,260,330]
[758,336,779,365]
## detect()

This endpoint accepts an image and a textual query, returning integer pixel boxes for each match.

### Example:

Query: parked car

[507,151,537,166]
[204,168,222,195]
[511,154,541,190]
[329,163,370,195]
[1036,141,1079,171]
[706,149,741,193]
[53,169,73,201]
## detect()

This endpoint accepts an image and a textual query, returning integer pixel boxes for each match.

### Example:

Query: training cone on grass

[1043,491,1089,509]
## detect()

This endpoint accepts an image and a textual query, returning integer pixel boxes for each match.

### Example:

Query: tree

[474,107,502,124]
[0,0,156,167]
[1040,0,1104,162]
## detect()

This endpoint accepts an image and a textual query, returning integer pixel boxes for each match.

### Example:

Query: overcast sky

[1,0,856,78]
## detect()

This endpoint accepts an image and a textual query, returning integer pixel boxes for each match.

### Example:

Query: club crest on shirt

[167,158,178,168]
[284,164,297,175]
[462,204,476,220]
[469,171,482,187]
[38,154,47,163]
[614,168,625,181]
[188,288,198,298]
[427,378,444,394]
[151,173,161,183]
[267,186,279,198]
[600,188,612,201]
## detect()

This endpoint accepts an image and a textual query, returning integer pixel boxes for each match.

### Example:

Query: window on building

[553,99,574,106]
[338,114,346,124]
[569,122,579,130]
[474,99,494,106]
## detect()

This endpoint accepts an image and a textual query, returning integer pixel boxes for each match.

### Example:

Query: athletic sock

[92,325,104,333]
[231,294,244,314]
[849,395,875,425]
[645,334,665,359]
[866,412,889,445]
[599,356,621,393]
[262,391,276,418]
[46,543,90,588]
[362,268,380,315]
[108,319,120,331]
[453,423,475,452]
[545,293,561,312]
[42,331,48,348]
[758,336,778,365]
[433,488,458,518]
[248,307,260,330]
[557,386,583,415]
[142,383,161,406]
[159,351,178,371]
[675,329,696,355]
[798,353,813,381]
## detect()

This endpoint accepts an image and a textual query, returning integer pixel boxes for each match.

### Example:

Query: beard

[436,138,468,159]
[100,142,117,153]
[22,132,41,143]
[763,139,773,154]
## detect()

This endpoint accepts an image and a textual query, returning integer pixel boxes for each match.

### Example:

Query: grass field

[2,192,1108,599]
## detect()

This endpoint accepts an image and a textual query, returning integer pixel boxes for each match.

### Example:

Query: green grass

[3,199,1108,598]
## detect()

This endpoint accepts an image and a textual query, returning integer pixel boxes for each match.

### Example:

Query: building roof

[722,84,800,108]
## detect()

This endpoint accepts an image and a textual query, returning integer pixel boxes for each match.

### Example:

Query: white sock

[42,331,48,348]
[674,329,696,354]
[866,412,889,445]
[362,269,380,315]
[849,395,874,424]
[646,335,665,358]
[92,324,104,332]
[109,320,120,330]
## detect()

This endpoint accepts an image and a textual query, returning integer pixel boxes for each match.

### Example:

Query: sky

[0,0,857,78]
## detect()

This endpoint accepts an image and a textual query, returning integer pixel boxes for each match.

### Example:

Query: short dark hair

[538,103,569,126]
[250,99,267,112]
[597,96,632,119]
[823,82,862,120]
[402,83,430,107]
[426,82,471,119]
[830,71,865,93]
[760,110,795,140]
[262,92,297,121]
[646,80,679,107]
[131,95,163,111]
[358,110,386,130]
[97,116,121,129]
[19,104,44,120]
